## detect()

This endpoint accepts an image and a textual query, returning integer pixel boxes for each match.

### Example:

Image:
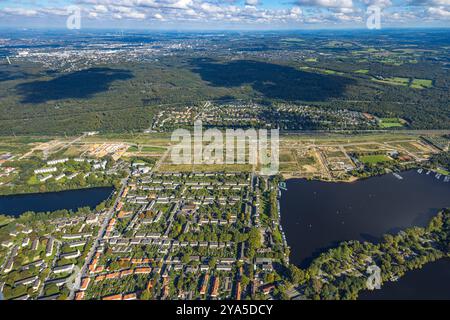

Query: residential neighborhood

[0,160,288,300]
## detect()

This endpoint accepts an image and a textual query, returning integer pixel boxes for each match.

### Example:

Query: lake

[0,187,114,217]
[359,258,450,300]
[280,170,450,268]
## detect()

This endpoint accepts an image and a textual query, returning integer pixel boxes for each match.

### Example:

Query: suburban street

[68,175,129,300]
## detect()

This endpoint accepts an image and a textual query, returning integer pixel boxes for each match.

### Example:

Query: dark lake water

[280,170,450,268]
[359,258,450,300]
[0,187,114,217]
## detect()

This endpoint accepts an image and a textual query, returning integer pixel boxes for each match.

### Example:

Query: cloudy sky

[0,0,448,29]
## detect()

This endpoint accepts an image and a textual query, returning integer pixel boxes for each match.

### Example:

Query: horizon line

[0,26,449,32]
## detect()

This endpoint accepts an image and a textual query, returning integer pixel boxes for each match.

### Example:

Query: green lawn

[300,66,343,75]
[27,175,40,185]
[372,77,409,87]
[380,122,404,128]
[320,69,342,75]
[436,168,449,176]
[355,69,369,74]
[372,76,433,89]
[379,118,405,128]
[359,154,392,164]
[0,215,13,227]
[410,78,433,89]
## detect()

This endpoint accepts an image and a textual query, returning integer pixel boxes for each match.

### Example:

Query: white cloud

[200,3,222,13]
[124,11,146,19]
[428,6,450,17]
[362,0,392,8]
[1,0,448,27]
[333,12,360,20]
[93,5,108,13]
[296,0,353,8]
[2,7,39,17]
[291,6,302,15]
[171,0,193,9]
[245,0,259,6]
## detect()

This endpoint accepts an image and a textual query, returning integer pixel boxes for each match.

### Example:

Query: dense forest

[0,30,448,135]
[429,152,450,170]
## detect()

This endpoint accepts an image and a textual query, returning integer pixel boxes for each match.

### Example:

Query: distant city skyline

[0,0,448,30]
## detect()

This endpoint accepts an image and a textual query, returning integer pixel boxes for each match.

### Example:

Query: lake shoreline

[0,185,114,199]
[0,186,115,217]
[281,166,427,184]
[0,183,115,197]
[280,169,450,268]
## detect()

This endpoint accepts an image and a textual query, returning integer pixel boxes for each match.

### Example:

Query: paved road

[68,175,129,300]
[164,202,181,237]
[281,129,450,136]
[53,134,86,154]
[19,134,85,160]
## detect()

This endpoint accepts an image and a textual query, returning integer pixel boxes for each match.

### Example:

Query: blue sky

[0,0,448,29]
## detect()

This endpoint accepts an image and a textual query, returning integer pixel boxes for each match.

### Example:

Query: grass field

[359,154,392,164]
[27,176,40,185]
[0,139,47,154]
[355,69,369,74]
[279,152,294,162]
[379,118,406,128]
[281,132,417,144]
[436,168,449,176]
[372,77,409,86]
[372,76,433,89]
[299,66,344,75]
[410,78,433,89]
[0,215,13,227]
